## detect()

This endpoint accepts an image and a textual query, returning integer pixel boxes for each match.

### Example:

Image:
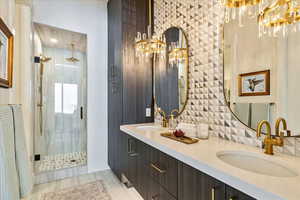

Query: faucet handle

[281,130,291,137]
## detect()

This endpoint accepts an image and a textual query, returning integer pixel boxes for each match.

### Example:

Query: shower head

[66,43,80,63]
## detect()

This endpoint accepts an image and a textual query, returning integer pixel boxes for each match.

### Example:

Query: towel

[11,105,34,198]
[0,106,20,200]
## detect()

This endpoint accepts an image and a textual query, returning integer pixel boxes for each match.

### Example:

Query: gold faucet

[156,108,169,128]
[257,120,284,155]
[275,118,291,137]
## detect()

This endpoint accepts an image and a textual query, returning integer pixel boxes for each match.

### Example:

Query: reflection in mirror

[155,27,188,117]
[224,17,300,136]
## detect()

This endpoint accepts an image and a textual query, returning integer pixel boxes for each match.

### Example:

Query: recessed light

[50,38,58,43]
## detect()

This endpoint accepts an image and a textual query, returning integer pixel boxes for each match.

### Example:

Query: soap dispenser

[169,114,176,131]
[169,109,179,131]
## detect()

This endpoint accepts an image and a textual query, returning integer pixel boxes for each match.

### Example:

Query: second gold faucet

[257,118,290,155]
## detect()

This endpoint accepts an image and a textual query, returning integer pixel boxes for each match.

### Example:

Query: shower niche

[33,23,87,174]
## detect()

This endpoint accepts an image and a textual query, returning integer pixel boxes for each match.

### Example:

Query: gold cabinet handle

[150,163,166,174]
[211,188,215,200]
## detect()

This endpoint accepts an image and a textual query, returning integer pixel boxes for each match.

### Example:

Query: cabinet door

[226,186,256,200]
[136,141,150,199]
[200,174,226,200]
[149,148,178,197]
[178,163,202,200]
[125,136,139,186]
[148,178,177,200]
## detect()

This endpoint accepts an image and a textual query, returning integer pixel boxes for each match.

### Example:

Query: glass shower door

[34,23,88,173]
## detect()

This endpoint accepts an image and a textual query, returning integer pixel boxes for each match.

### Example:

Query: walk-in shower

[33,23,87,174]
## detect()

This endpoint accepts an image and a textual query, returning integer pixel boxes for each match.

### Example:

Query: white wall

[0,0,34,159]
[32,0,108,172]
[15,3,34,159]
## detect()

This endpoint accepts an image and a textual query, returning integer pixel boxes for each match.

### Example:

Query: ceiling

[34,23,87,52]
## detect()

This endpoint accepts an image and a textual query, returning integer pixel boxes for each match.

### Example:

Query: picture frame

[238,70,270,96]
[0,17,14,88]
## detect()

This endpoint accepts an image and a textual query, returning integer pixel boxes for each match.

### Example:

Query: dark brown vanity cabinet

[178,163,256,200]
[178,163,225,200]
[118,132,257,200]
[148,178,177,200]
[149,148,178,198]
[225,186,255,200]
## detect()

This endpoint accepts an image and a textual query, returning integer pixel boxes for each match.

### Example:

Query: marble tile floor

[36,152,87,173]
[24,170,144,200]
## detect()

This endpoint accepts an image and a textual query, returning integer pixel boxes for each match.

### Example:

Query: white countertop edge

[120,125,283,200]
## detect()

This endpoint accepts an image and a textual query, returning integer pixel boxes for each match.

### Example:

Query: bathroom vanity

[119,124,300,200]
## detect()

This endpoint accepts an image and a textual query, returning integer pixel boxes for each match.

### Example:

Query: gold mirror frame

[222,23,300,137]
[222,24,259,133]
[154,26,189,119]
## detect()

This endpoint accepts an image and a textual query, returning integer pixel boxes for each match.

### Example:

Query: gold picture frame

[0,17,14,88]
[238,70,270,96]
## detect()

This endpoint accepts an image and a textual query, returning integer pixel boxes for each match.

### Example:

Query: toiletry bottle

[169,114,176,131]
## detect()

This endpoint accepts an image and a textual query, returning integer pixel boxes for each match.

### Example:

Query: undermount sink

[136,125,162,131]
[217,151,298,178]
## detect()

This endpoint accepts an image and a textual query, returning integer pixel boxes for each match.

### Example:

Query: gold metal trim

[150,163,166,174]
[155,26,189,119]
[225,0,262,8]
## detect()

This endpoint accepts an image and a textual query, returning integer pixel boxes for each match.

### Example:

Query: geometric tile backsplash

[154,0,300,156]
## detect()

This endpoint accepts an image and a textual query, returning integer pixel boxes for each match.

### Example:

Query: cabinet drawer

[200,174,226,200]
[226,186,256,200]
[148,178,177,200]
[149,148,178,197]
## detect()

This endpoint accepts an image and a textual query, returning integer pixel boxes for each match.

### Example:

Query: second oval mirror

[155,27,188,117]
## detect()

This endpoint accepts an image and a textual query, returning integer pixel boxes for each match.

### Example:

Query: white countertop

[120,123,300,200]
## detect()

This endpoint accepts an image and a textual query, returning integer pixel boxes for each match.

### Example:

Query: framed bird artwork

[238,70,270,96]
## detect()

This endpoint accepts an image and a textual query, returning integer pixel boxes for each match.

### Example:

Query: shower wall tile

[153,0,298,155]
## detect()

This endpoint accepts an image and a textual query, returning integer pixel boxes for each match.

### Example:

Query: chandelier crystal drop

[135,0,166,58]
[258,0,300,37]
[220,0,267,26]
[135,25,166,58]
[168,42,188,67]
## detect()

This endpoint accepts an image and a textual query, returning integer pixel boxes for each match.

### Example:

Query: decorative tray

[160,133,199,144]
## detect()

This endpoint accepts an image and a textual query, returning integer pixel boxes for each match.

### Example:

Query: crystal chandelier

[220,0,266,25]
[168,42,188,66]
[135,0,166,57]
[258,0,300,37]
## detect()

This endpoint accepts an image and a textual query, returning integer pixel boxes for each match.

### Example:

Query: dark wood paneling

[148,178,177,200]
[178,163,202,200]
[108,0,154,181]
[149,148,178,198]
[108,0,123,178]
[226,185,256,200]
[200,174,226,200]
[122,0,153,124]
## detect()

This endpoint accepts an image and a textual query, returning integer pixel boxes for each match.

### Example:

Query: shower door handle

[80,106,84,120]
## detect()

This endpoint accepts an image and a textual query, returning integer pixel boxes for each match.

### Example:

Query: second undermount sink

[217,151,298,178]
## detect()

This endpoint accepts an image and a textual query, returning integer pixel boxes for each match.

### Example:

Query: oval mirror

[224,17,300,136]
[155,27,188,117]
